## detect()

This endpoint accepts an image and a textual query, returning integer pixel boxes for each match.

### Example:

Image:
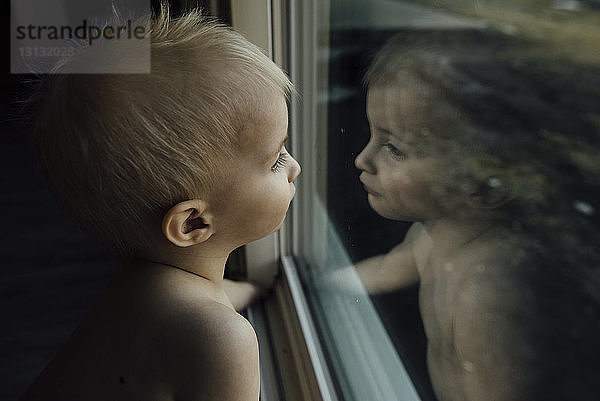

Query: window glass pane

[291,1,600,400]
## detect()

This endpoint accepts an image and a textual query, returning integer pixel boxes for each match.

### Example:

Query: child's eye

[271,150,288,172]
[384,143,407,160]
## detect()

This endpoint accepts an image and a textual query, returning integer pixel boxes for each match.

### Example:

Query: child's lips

[363,184,381,196]
[359,178,381,196]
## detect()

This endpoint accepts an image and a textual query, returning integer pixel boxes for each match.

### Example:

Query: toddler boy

[22,5,300,401]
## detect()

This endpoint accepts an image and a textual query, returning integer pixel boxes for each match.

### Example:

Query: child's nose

[288,156,301,183]
[355,146,375,174]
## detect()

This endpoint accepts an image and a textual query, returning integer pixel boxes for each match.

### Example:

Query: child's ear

[162,199,215,247]
[467,177,512,210]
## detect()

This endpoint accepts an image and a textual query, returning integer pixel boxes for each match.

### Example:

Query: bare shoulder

[383,222,429,269]
[405,221,426,243]
[131,263,261,401]
[20,263,260,401]
[165,300,260,401]
[176,299,259,355]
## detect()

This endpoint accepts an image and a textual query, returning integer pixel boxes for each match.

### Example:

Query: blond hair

[35,4,293,253]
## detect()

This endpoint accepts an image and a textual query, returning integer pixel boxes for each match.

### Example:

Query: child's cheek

[253,178,292,234]
[385,170,413,196]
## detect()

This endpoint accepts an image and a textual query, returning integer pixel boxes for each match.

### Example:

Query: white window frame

[231,2,339,400]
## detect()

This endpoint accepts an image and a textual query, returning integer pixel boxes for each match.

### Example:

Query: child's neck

[138,245,231,285]
[423,216,497,250]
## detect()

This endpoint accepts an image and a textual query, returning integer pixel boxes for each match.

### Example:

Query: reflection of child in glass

[22,6,300,401]
[353,33,600,401]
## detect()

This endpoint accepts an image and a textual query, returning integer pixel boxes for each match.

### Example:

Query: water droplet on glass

[499,24,518,35]
[487,177,501,188]
[573,200,594,216]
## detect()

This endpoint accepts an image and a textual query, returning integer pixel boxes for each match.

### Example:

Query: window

[254,1,600,401]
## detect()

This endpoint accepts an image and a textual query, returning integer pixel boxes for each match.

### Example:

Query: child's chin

[371,204,414,222]
[274,213,290,231]
[262,214,288,237]
[368,199,393,218]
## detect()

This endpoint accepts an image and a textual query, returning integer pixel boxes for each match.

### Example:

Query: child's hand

[223,278,267,312]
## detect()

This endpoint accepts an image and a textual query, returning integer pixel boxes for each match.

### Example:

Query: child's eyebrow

[274,135,288,155]
[264,135,288,163]
[373,126,394,137]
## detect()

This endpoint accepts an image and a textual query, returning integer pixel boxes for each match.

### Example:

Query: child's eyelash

[384,143,407,159]
[271,151,288,172]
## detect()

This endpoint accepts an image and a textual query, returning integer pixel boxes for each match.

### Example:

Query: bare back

[412,222,535,401]
[21,261,259,401]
